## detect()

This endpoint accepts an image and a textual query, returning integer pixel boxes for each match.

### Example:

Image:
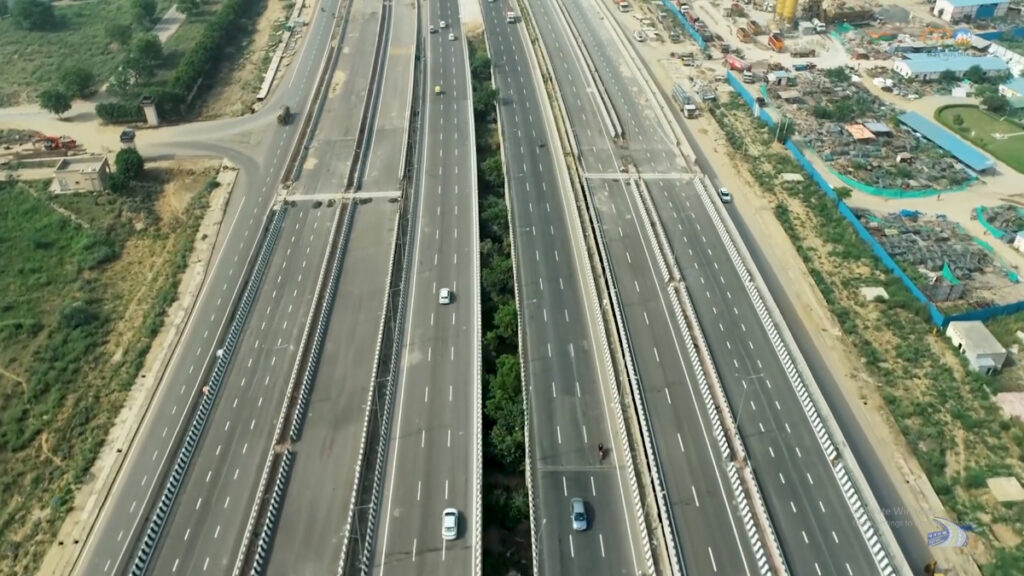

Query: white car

[439,287,453,305]
[439,20,447,28]
[448,32,456,41]
[429,25,437,33]
[442,508,459,540]
[718,187,732,203]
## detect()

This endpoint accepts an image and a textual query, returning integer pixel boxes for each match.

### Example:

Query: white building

[933,0,1009,22]
[51,156,110,194]
[892,54,1008,81]
[946,320,1007,375]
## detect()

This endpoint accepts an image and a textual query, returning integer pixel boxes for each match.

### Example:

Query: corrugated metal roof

[898,53,1007,74]
[939,0,1006,7]
[863,121,891,134]
[948,320,1005,356]
[844,124,876,140]
[898,111,995,172]
[1003,77,1024,95]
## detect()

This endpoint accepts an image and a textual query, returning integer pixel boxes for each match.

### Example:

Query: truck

[277,105,292,126]
[736,27,751,42]
[746,20,762,35]
[767,32,784,52]
[811,18,826,33]
[506,11,516,23]
[790,46,816,57]
[725,53,750,71]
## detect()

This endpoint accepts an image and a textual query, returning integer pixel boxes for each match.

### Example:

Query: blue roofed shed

[893,54,1007,80]
[898,111,995,172]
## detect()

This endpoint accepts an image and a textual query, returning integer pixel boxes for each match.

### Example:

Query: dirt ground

[199,0,293,118]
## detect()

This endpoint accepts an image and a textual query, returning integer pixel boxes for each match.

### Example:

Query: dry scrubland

[0,166,215,574]
[711,94,1024,574]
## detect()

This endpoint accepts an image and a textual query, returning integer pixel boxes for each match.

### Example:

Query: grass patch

[0,0,173,106]
[711,94,1024,573]
[468,34,531,575]
[935,105,1024,174]
[0,168,214,574]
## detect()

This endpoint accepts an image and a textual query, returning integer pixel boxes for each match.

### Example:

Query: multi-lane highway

[480,3,647,574]
[264,0,414,570]
[536,0,896,573]
[519,0,760,573]
[71,0,351,573]
[145,205,336,574]
[372,0,480,572]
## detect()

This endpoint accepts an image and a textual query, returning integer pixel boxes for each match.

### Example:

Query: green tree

[480,154,504,192]
[982,93,1010,115]
[952,113,964,127]
[485,301,518,354]
[473,84,497,123]
[105,21,134,47]
[115,147,145,182]
[823,67,851,84]
[38,87,72,118]
[132,0,157,26]
[964,65,986,85]
[486,354,524,469]
[939,69,959,84]
[482,256,514,301]
[59,64,97,98]
[0,0,9,17]
[58,301,101,330]
[124,33,163,81]
[178,0,201,15]
[11,0,57,30]
[470,52,491,82]
[834,186,853,202]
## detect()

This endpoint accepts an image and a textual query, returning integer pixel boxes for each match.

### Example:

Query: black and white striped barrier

[335,203,403,575]
[629,172,775,574]
[463,24,485,576]
[249,449,295,576]
[588,178,682,575]
[128,206,287,576]
[232,199,351,576]
[692,175,902,576]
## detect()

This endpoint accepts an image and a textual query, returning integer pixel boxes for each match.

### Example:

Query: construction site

[763,66,975,191]
[856,207,1024,308]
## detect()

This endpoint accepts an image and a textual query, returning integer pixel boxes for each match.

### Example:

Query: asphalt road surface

[551,1,893,573]
[72,0,350,572]
[520,0,761,573]
[371,0,480,573]
[481,3,647,575]
[265,199,397,575]
[144,205,335,575]
[264,0,416,568]
[675,98,932,573]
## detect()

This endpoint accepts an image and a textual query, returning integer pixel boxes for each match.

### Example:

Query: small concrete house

[51,156,110,194]
[932,0,1009,22]
[946,320,1007,375]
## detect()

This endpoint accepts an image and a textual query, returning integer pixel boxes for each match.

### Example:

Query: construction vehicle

[736,27,751,42]
[277,105,292,126]
[746,20,763,35]
[725,54,750,71]
[33,135,77,151]
[768,32,784,52]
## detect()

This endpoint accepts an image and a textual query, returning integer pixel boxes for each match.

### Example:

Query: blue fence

[724,74,1024,327]
[660,0,708,51]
